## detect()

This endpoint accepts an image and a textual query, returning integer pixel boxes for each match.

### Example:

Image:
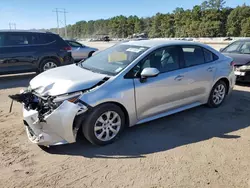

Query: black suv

[0,30,73,75]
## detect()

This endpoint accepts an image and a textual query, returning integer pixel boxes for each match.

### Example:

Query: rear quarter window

[203,48,218,62]
[36,34,56,44]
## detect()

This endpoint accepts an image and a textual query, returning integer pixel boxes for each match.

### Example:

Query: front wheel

[82,104,125,146]
[207,80,227,108]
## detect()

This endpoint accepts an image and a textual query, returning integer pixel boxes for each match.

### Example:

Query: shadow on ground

[48,88,250,159]
[0,73,35,90]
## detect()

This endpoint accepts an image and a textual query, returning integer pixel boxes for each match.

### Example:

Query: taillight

[63,46,72,51]
[230,61,236,70]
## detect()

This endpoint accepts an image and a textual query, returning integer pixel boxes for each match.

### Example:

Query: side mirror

[219,48,224,52]
[141,68,160,79]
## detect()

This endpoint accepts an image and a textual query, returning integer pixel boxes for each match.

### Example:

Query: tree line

[48,0,250,38]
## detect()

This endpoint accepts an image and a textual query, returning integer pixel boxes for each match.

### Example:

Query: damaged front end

[10,90,88,146]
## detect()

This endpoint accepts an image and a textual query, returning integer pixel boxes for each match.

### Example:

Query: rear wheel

[207,80,227,108]
[82,103,125,145]
[39,58,59,72]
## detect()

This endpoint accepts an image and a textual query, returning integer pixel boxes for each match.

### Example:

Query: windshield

[80,44,148,75]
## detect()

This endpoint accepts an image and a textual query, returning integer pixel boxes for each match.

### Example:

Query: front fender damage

[23,101,81,146]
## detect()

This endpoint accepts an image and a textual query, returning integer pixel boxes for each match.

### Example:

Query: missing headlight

[53,92,82,104]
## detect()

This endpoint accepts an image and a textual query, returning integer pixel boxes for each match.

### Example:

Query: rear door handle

[207,67,214,72]
[174,75,184,81]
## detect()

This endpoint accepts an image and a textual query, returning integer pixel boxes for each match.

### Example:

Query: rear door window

[5,33,30,46]
[182,46,205,67]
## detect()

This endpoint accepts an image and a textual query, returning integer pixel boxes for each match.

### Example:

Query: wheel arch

[88,51,95,57]
[213,77,230,94]
[95,101,130,127]
[38,56,61,68]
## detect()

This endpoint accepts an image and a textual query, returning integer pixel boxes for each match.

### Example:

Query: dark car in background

[220,39,250,82]
[0,30,73,75]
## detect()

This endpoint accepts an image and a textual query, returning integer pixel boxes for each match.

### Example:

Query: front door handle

[174,75,184,81]
[207,67,214,72]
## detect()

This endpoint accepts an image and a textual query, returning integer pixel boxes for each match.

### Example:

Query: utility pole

[52,8,68,37]
[53,8,60,35]
[63,9,67,38]
[9,23,16,30]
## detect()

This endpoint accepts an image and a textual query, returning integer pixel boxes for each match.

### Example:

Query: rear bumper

[62,55,74,65]
[23,101,81,146]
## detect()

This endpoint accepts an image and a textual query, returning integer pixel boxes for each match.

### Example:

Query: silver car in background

[18,40,235,147]
[65,40,98,61]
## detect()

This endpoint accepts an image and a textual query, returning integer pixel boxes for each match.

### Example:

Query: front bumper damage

[23,100,85,146]
[234,67,250,82]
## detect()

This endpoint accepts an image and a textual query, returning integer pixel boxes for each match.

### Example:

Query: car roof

[235,39,250,42]
[120,39,224,59]
[122,39,204,48]
[0,30,55,34]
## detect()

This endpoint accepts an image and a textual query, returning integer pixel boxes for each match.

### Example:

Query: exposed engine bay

[9,91,59,122]
[8,74,110,146]
[9,89,87,146]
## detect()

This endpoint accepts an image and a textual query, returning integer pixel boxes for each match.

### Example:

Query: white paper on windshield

[126,47,145,53]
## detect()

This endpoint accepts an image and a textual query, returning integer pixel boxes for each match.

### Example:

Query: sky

[0,0,247,30]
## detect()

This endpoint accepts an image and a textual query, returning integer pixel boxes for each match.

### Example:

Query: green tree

[227,5,250,36]
[47,3,250,38]
[208,0,226,10]
[241,18,250,37]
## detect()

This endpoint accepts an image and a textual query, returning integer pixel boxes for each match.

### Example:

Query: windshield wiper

[82,66,113,76]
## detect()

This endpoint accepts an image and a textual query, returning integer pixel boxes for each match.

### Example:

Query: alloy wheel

[43,62,57,71]
[212,84,226,105]
[94,111,121,142]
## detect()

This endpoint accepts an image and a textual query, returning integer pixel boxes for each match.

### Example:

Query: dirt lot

[0,43,250,188]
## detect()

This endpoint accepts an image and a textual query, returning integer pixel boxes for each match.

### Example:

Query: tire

[207,80,227,108]
[88,51,95,58]
[82,103,125,146]
[39,58,59,72]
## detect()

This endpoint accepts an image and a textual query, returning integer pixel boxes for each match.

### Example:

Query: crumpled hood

[30,64,108,96]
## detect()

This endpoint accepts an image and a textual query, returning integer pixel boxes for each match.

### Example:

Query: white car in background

[65,40,98,61]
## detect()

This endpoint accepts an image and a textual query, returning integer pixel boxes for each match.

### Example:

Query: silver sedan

[15,40,235,147]
[65,40,98,61]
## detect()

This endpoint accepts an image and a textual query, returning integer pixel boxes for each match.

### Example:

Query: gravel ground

[0,43,250,188]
